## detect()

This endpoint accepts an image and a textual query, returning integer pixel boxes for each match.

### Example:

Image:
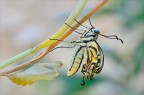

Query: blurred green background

[0,0,144,95]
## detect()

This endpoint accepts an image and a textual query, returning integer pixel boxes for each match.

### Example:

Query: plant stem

[0,0,109,75]
[0,0,87,70]
[0,45,54,76]
[36,0,88,49]
[0,48,37,69]
[51,0,109,49]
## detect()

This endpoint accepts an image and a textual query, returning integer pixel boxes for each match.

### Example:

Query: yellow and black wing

[87,41,104,74]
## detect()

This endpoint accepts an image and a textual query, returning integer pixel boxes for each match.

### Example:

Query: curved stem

[0,48,37,70]
[0,45,54,76]
[0,0,87,70]
[0,0,109,75]
[48,0,109,51]
[36,0,88,49]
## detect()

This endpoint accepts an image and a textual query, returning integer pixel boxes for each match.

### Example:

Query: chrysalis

[6,61,63,86]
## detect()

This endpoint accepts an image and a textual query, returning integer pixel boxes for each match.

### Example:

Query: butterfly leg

[81,76,86,86]
[51,46,74,52]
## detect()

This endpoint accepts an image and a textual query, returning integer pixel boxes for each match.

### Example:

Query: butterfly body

[67,28,104,83]
[51,19,123,86]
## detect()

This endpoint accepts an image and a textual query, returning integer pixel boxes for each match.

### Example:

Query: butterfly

[50,18,123,86]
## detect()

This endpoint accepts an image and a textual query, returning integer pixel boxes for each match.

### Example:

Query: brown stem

[0,0,109,76]
[52,0,109,47]
[0,44,54,76]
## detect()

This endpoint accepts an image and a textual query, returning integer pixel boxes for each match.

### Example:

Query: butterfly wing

[67,45,84,76]
[87,41,104,74]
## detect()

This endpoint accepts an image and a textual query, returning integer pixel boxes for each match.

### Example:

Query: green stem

[36,0,88,49]
[0,0,88,70]
[0,48,37,69]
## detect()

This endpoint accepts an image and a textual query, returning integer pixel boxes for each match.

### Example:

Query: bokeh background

[0,0,144,95]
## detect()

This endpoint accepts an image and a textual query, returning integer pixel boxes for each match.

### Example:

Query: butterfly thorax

[84,27,99,39]
[76,28,100,44]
